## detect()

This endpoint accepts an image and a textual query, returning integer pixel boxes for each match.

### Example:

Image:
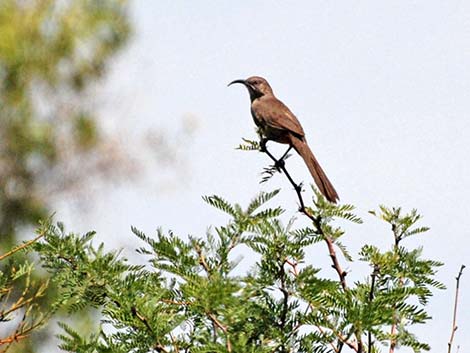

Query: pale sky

[59,2,470,351]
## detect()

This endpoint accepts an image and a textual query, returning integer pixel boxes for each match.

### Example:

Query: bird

[228,76,339,203]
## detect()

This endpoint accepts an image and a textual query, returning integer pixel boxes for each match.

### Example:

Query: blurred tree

[0,1,132,352]
[0,0,132,245]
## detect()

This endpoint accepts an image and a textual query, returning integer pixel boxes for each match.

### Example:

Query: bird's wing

[260,97,305,138]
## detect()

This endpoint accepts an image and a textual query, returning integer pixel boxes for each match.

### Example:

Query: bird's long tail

[290,137,339,203]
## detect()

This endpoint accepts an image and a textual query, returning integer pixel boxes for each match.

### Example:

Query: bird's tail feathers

[290,137,339,203]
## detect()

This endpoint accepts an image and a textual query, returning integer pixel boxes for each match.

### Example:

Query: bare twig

[448,265,465,353]
[0,231,46,262]
[261,144,348,290]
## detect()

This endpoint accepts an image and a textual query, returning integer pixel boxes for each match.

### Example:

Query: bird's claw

[259,139,267,152]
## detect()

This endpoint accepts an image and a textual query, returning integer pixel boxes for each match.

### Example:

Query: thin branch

[278,259,290,353]
[131,306,154,334]
[169,333,179,352]
[318,225,348,291]
[285,259,299,276]
[315,324,340,353]
[368,265,379,353]
[388,284,404,353]
[194,243,211,277]
[260,143,362,350]
[279,259,289,328]
[327,324,358,352]
[0,333,29,345]
[0,231,46,262]
[208,313,227,333]
[260,144,348,290]
[208,313,232,352]
[160,298,192,306]
[154,344,170,353]
[448,265,465,353]
[286,262,341,353]
[0,315,45,352]
[389,312,397,352]
[131,306,171,353]
[389,287,401,351]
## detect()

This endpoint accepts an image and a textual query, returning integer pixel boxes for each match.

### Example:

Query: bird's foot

[259,138,268,152]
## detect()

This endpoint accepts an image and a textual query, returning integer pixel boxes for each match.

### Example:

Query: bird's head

[228,76,273,100]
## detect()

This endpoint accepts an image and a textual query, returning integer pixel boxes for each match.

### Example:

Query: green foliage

[0,225,50,349]
[20,190,444,352]
[0,2,131,351]
[236,138,261,151]
[0,0,131,241]
[360,207,445,352]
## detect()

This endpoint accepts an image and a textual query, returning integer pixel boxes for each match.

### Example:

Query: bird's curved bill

[228,79,247,87]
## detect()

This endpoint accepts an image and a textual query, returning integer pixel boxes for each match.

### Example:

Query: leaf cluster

[21,191,445,353]
[0,226,50,350]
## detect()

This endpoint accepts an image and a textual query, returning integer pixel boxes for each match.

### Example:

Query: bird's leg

[259,137,268,152]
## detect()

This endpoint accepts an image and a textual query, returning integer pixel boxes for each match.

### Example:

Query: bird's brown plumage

[229,76,339,203]
[289,136,339,203]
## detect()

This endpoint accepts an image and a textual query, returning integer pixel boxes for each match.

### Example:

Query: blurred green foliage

[0,0,130,243]
[0,1,131,352]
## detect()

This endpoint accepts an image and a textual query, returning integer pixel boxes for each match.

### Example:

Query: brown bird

[229,76,339,203]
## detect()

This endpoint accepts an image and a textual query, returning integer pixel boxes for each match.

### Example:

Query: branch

[448,265,465,353]
[207,313,232,353]
[194,243,211,277]
[389,291,400,350]
[0,315,45,352]
[130,306,171,353]
[131,306,154,334]
[261,143,360,350]
[260,143,364,351]
[260,144,348,290]
[0,231,46,262]
[0,333,29,345]
[159,298,192,306]
[368,265,379,353]
[278,259,290,353]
